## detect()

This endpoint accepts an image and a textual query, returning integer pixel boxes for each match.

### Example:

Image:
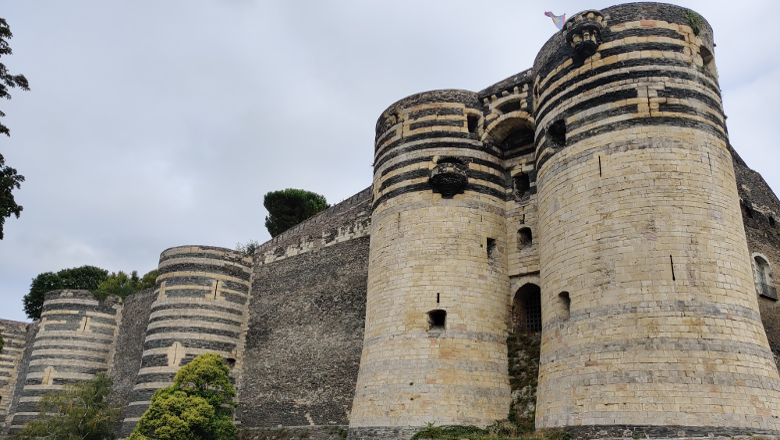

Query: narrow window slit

[436,293,440,304]
[670,255,676,281]
[559,292,571,320]
[518,228,532,250]
[487,238,497,258]
[598,156,602,177]
[467,115,480,133]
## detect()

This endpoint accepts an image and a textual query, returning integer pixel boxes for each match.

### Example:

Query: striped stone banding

[375,132,491,168]
[123,246,250,436]
[538,56,720,113]
[8,291,120,430]
[372,182,507,211]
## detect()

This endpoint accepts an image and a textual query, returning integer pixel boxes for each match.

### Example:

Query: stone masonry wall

[236,187,372,430]
[1,322,38,436]
[730,145,780,358]
[7,290,121,433]
[110,288,156,438]
[0,320,29,427]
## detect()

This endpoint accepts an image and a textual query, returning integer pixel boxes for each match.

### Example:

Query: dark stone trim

[408,107,464,120]
[378,168,430,192]
[380,156,433,177]
[602,27,686,43]
[658,103,725,128]
[33,336,113,348]
[372,181,507,211]
[375,127,399,147]
[147,315,241,327]
[567,114,726,145]
[374,139,489,172]
[375,127,475,155]
[468,170,506,188]
[41,303,116,315]
[157,276,249,294]
[29,353,107,363]
[504,145,536,160]
[158,252,252,268]
[150,302,244,315]
[157,263,252,281]
[375,131,489,163]
[561,424,780,439]
[144,325,239,339]
[536,58,720,123]
[408,119,464,132]
[470,157,505,173]
[538,86,638,128]
[142,338,237,352]
[566,105,639,134]
[539,42,687,95]
[599,41,686,61]
[657,87,724,113]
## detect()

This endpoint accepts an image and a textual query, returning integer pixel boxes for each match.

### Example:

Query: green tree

[129,353,236,440]
[263,189,329,238]
[0,18,30,241]
[13,373,121,440]
[235,240,259,256]
[140,269,158,290]
[93,269,158,300]
[23,266,109,319]
[0,154,24,240]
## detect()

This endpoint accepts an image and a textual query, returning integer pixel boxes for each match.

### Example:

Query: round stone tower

[348,90,512,439]
[120,246,252,436]
[9,290,121,432]
[533,3,780,435]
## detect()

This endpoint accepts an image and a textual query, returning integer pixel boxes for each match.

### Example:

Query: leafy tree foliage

[129,353,236,440]
[263,189,329,238]
[0,18,29,136]
[0,153,24,240]
[12,373,121,440]
[94,269,158,300]
[0,18,30,240]
[235,239,259,255]
[23,266,109,319]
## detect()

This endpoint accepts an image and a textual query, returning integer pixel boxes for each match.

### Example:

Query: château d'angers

[2,3,780,439]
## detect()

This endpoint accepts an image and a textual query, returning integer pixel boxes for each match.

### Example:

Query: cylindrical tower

[8,290,121,431]
[120,246,252,436]
[349,90,511,439]
[534,3,780,435]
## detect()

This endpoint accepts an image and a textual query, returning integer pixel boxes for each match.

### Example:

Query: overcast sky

[1,1,778,323]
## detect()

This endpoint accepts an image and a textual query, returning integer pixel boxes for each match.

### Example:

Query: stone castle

[2,3,780,439]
